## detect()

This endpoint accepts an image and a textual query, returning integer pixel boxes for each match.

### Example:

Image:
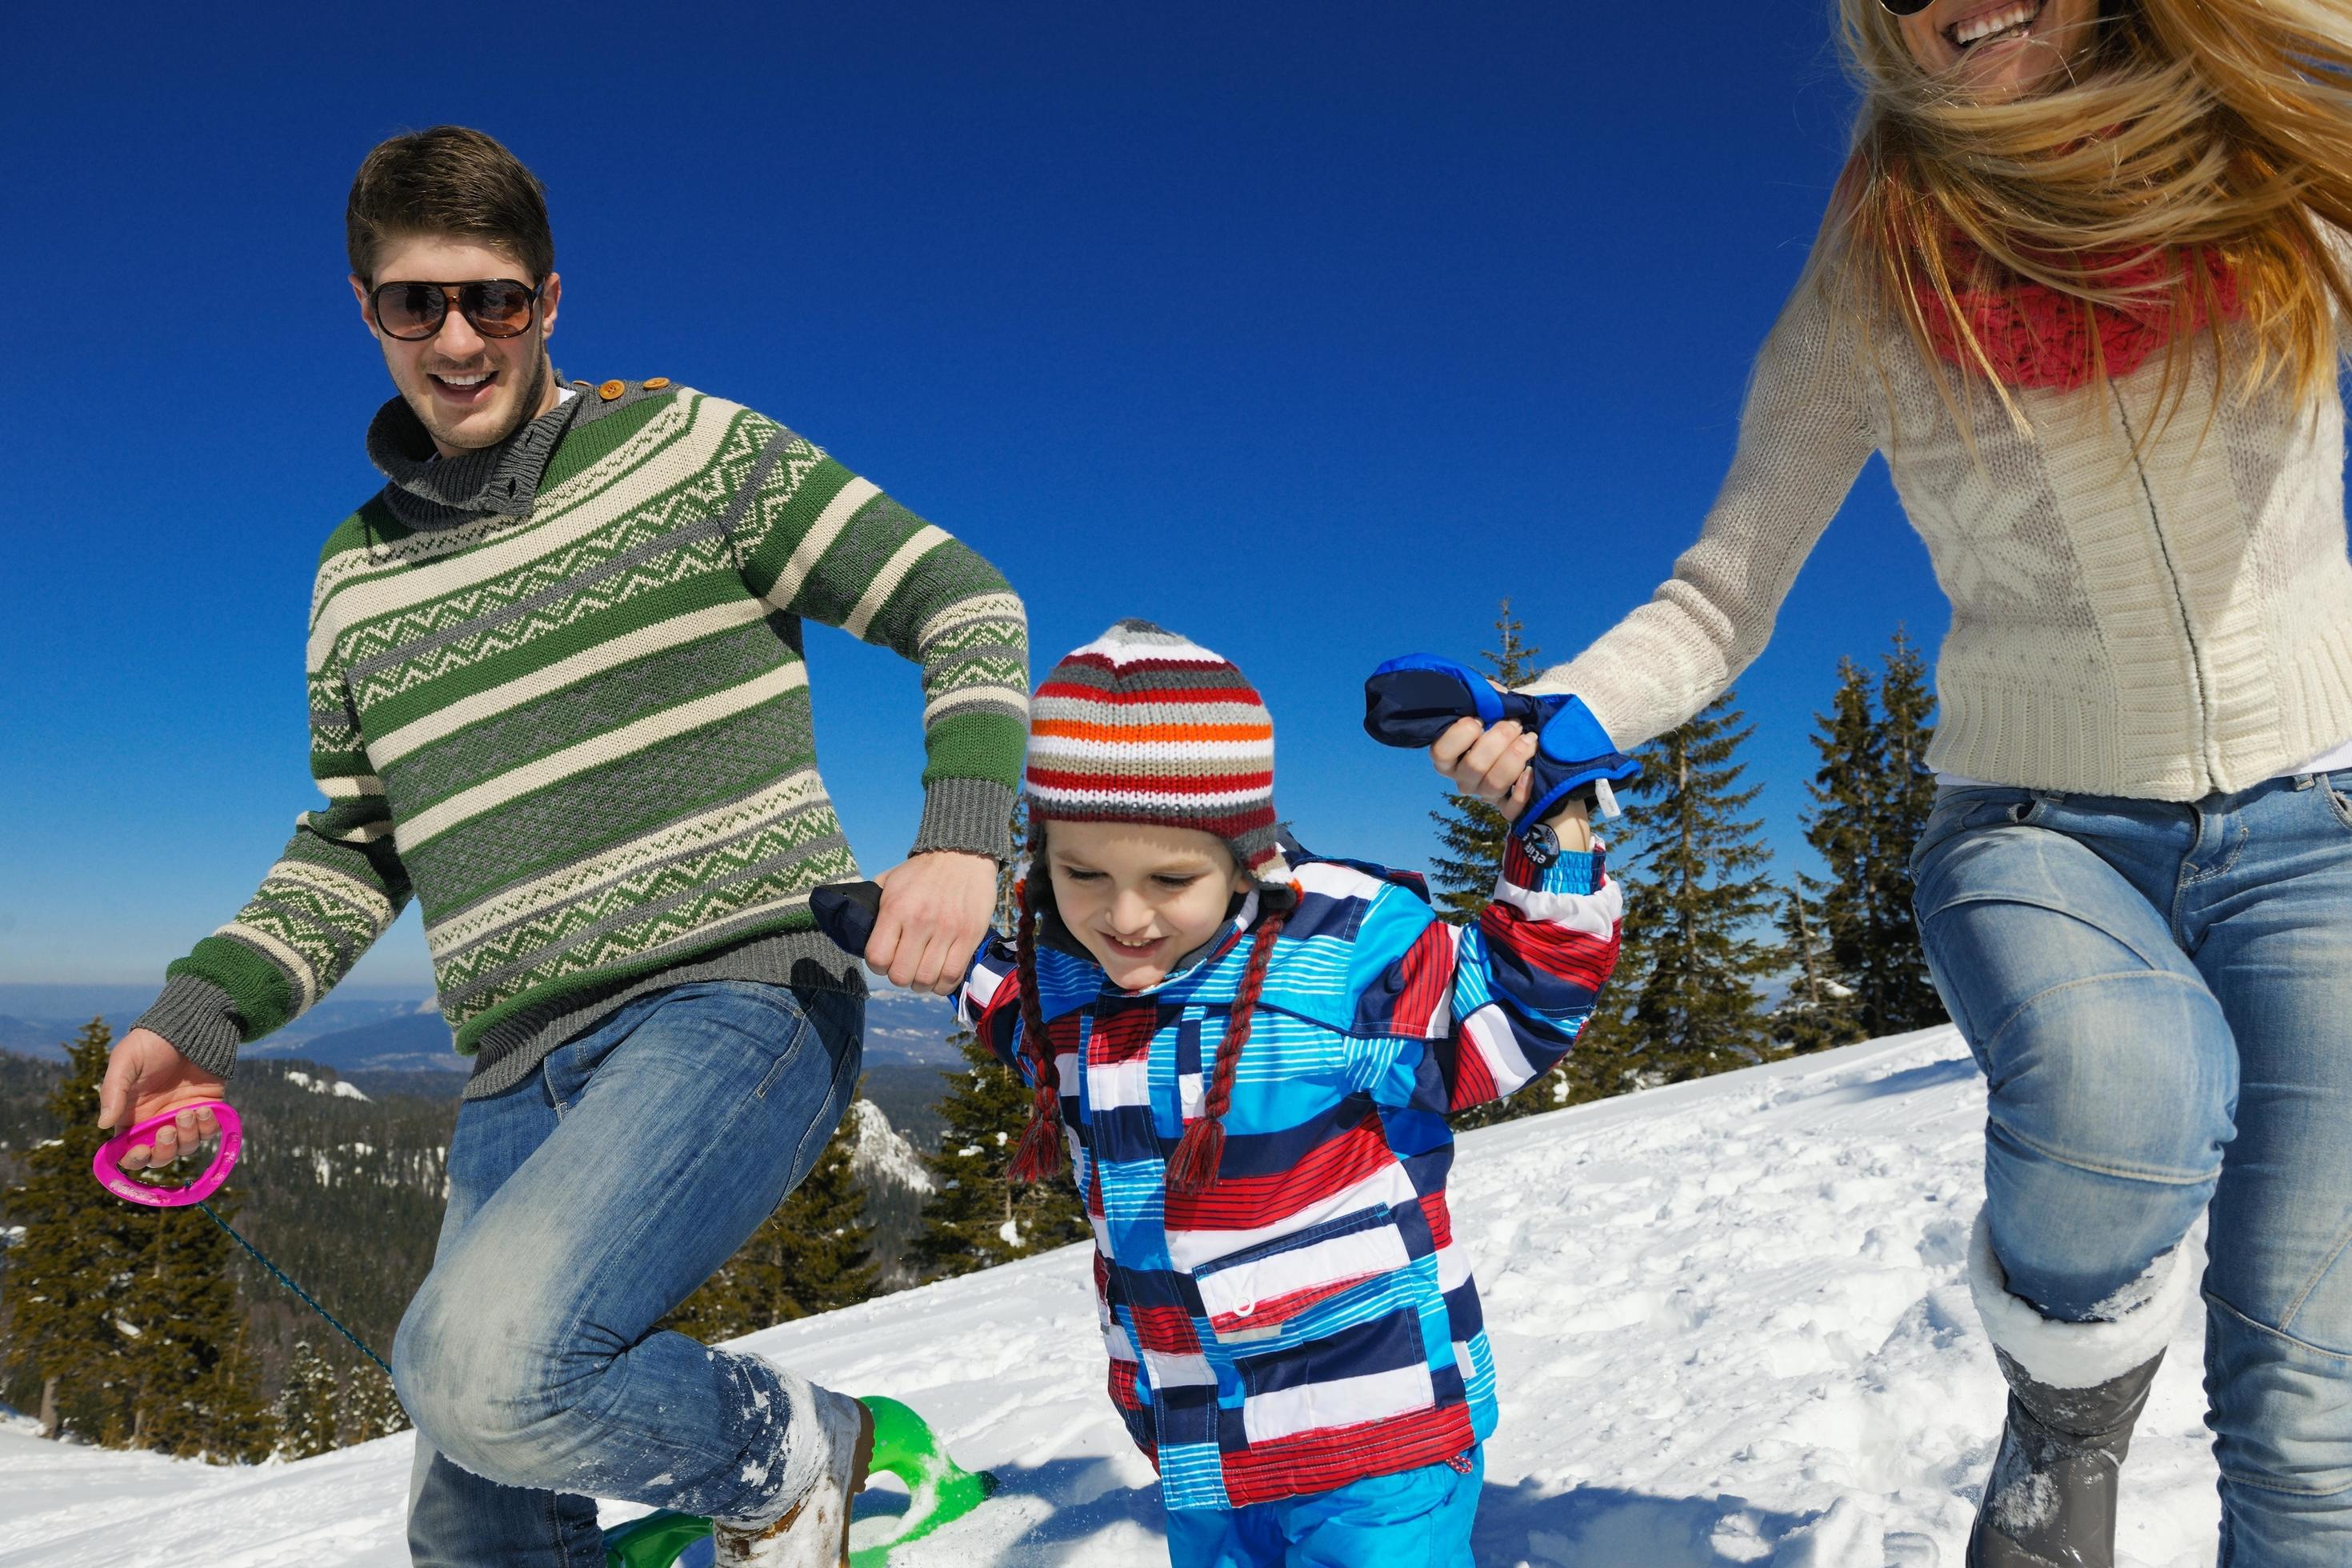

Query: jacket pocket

[1192,1204,1411,1346]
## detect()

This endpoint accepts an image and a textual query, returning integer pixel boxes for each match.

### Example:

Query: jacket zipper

[2112,390,2216,790]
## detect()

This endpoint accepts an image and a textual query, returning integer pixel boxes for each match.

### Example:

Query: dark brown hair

[346,126,554,284]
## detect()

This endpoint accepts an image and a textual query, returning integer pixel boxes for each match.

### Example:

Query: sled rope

[195,1200,394,1378]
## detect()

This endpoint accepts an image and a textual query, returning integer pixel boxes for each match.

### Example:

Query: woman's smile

[1896,0,2094,100]
[1946,0,2044,51]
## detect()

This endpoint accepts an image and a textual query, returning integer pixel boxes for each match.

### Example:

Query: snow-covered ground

[0,1027,2226,1567]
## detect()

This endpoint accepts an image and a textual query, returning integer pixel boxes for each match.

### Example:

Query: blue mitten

[1362,654,1637,834]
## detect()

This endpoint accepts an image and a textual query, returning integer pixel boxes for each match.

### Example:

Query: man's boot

[714,1376,874,1568]
[1969,1347,2164,1567]
[1964,1215,2194,1568]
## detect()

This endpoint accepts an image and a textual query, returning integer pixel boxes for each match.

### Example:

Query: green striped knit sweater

[138,378,1028,1097]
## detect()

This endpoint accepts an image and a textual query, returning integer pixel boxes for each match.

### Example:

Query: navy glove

[1363,654,1636,834]
[809,880,885,958]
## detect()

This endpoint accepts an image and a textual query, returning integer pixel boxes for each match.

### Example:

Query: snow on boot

[713,1378,874,1568]
[1969,1347,2163,1567]
[1963,1216,2194,1568]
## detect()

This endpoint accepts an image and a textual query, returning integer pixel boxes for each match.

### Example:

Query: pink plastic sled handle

[92,1101,242,1208]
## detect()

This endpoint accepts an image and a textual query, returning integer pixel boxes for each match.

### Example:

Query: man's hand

[865,851,998,995]
[98,1028,226,1170]
[1430,716,1538,814]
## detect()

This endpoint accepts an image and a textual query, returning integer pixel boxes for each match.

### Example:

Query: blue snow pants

[1162,1446,1482,1567]
[1910,773,2352,1566]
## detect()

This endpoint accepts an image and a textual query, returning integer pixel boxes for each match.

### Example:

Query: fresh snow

[281,1070,370,1101]
[0,1027,2226,1566]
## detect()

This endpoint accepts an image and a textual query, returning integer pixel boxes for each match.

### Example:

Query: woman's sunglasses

[1879,0,1936,14]
[369,278,542,342]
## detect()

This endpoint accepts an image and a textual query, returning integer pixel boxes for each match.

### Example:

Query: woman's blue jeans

[392,978,864,1568]
[1911,773,2352,1565]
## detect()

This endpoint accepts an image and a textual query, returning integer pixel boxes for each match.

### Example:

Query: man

[97,125,1028,1568]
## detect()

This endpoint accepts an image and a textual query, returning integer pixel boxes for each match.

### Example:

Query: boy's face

[351,234,562,458]
[1044,820,1256,991]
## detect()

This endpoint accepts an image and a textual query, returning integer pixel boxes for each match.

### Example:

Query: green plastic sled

[603,1395,997,1568]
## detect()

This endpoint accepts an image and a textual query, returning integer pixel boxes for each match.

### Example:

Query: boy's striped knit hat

[1026,620,1285,876]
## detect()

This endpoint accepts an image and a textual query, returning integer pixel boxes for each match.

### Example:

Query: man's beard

[416,342,550,451]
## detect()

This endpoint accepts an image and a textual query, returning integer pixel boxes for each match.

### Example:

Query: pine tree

[1,1021,154,1443]
[1869,629,1946,1031]
[189,1326,277,1463]
[1427,601,1543,925]
[274,1339,339,1460]
[1802,634,1947,1040]
[118,1179,274,1461]
[912,1032,1089,1280]
[663,1122,878,1340]
[1609,692,1778,1080]
[0,1019,270,1460]
[1770,878,1862,1054]
[339,1357,412,1446]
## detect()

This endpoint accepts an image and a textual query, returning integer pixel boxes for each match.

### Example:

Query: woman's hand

[1430,716,1538,815]
[1430,718,1596,850]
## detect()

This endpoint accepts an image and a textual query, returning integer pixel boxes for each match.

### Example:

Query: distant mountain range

[1,979,963,1083]
[0,986,428,1064]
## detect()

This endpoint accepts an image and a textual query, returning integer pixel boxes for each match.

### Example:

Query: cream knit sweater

[1526,266,2352,800]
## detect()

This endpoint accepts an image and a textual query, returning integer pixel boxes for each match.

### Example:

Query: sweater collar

[366,370,582,530]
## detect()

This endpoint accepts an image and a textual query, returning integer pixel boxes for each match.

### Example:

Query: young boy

[940,619,1622,1565]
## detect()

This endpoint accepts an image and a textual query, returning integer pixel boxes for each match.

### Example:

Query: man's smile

[426,366,499,406]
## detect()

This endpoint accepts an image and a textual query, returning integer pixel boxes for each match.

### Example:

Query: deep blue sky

[1,2,1946,990]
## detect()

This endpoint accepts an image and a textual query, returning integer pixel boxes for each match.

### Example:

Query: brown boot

[713,1384,874,1568]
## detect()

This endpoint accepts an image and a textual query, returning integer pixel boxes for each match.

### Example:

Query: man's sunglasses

[369,278,542,342]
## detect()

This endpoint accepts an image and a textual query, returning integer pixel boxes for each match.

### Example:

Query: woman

[1435,3,2352,1563]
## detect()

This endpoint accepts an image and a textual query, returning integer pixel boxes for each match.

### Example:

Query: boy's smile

[1044,820,1257,990]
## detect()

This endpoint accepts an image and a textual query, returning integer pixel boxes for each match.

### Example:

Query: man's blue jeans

[393,978,864,1568]
[1911,773,2352,1565]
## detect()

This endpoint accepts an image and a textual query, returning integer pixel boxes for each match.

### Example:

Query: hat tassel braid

[1006,877,1068,1186]
[1166,907,1287,1197]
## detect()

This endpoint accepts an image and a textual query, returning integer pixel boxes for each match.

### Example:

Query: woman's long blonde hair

[1826,0,2352,422]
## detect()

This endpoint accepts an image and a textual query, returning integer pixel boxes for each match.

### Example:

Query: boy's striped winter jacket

[953,834,1623,1510]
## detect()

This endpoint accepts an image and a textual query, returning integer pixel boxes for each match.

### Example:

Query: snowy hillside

[0,1028,2226,1568]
